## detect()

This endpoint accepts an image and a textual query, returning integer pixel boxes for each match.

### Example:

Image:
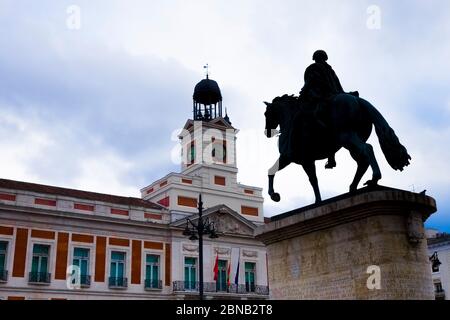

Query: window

[0,241,7,282]
[216,260,228,292]
[30,244,51,283]
[72,248,90,286]
[435,282,444,293]
[212,140,227,164]
[245,262,256,293]
[109,251,127,288]
[184,257,197,290]
[145,255,160,289]
[189,142,196,165]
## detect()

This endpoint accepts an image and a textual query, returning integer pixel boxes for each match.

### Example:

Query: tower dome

[192,75,224,121]
[193,77,222,105]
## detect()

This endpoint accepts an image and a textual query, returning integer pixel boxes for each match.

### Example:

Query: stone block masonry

[256,186,437,300]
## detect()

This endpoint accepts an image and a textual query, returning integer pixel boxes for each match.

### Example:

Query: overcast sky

[0,0,449,231]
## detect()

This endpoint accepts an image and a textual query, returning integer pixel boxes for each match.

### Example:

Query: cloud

[0,4,197,194]
[0,1,449,231]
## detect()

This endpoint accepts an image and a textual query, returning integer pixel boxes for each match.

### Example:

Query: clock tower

[142,74,264,224]
[180,74,237,174]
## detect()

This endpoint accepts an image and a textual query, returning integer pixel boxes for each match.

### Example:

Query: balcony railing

[0,270,8,282]
[108,277,128,288]
[80,275,91,287]
[145,279,163,290]
[69,274,91,288]
[29,272,51,284]
[246,283,256,293]
[173,281,269,296]
[435,289,445,300]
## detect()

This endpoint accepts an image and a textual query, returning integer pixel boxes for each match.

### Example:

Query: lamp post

[182,194,219,300]
[430,251,442,272]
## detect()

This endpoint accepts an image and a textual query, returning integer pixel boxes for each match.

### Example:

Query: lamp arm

[187,219,197,229]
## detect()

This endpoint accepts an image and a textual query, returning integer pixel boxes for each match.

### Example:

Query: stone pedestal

[256,186,437,300]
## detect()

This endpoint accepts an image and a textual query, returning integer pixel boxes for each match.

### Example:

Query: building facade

[0,76,269,300]
[427,229,450,300]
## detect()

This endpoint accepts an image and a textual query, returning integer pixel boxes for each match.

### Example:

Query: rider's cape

[300,62,344,101]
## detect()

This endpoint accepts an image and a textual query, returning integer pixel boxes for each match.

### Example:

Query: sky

[0,0,449,231]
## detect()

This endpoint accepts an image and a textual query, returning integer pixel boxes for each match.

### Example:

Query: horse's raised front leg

[302,162,322,204]
[268,156,290,202]
[268,175,280,202]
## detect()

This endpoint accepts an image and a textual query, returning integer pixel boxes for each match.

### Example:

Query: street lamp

[182,194,219,300]
[430,252,442,272]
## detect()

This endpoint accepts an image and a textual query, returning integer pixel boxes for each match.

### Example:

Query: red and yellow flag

[213,254,219,281]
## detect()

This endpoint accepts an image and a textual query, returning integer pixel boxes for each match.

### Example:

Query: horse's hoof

[349,185,358,193]
[364,180,378,188]
[270,193,281,202]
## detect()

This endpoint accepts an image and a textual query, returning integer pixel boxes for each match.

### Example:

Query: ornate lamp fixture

[429,252,442,272]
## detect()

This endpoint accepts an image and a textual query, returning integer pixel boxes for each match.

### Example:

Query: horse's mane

[272,94,302,114]
[272,94,298,105]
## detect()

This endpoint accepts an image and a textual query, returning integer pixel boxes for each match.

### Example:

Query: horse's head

[264,101,279,138]
[264,95,298,138]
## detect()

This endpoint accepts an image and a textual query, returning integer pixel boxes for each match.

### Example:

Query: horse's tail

[359,98,411,171]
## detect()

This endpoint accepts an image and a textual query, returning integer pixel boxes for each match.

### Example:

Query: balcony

[108,277,128,289]
[145,279,163,290]
[435,289,446,300]
[246,283,256,293]
[69,274,91,288]
[0,270,8,283]
[80,275,91,287]
[29,272,51,284]
[173,281,269,296]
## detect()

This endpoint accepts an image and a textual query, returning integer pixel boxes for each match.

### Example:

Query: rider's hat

[313,50,328,62]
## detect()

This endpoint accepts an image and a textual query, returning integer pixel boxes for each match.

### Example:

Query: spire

[204,64,209,79]
[224,108,231,125]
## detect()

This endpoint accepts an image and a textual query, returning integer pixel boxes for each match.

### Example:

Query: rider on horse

[299,50,358,169]
[301,50,344,101]
[265,51,411,204]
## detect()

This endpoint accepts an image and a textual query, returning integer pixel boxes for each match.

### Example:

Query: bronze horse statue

[264,93,411,203]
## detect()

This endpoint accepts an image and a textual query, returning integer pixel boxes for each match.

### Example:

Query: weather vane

[203,63,210,79]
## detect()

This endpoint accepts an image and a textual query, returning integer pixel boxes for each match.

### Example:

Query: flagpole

[235,248,240,294]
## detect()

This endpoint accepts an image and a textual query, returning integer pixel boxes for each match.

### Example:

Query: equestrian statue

[264,50,411,204]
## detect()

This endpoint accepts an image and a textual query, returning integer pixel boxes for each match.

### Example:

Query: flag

[234,256,240,285]
[213,253,219,281]
[227,262,231,287]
